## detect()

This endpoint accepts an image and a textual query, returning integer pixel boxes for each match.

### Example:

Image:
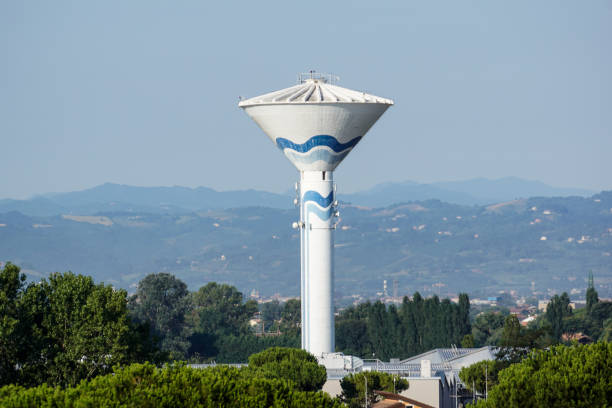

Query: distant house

[520,316,536,326]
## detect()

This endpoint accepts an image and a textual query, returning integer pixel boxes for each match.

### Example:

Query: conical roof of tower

[238,78,393,106]
[238,74,393,172]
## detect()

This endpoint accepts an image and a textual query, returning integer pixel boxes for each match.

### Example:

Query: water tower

[239,72,393,355]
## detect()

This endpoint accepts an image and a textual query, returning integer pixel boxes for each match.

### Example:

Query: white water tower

[239,72,393,355]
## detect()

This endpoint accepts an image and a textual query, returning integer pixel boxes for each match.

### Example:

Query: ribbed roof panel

[238,79,393,106]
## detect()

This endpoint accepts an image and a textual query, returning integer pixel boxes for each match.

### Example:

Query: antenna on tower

[588,270,594,289]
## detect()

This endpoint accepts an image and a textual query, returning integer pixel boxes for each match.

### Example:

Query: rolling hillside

[1,190,610,302]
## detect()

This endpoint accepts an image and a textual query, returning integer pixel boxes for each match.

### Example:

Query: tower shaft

[300,170,335,355]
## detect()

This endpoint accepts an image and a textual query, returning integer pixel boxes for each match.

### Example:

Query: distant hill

[0,178,598,216]
[1,191,610,301]
[431,177,596,204]
[343,177,596,207]
[0,183,292,216]
[342,181,480,207]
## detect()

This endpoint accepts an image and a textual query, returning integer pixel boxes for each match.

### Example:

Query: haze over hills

[343,177,596,208]
[0,179,610,302]
[0,178,597,216]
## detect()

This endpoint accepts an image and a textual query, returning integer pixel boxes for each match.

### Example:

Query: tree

[213,333,300,363]
[461,334,475,348]
[457,293,472,341]
[188,282,257,360]
[280,299,301,336]
[191,282,257,336]
[260,300,282,332]
[459,360,500,395]
[129,273,192,361]
[0,363,343,407]
[545,292,572,341]
[586,270,598,315]
[496,314,550,364]
[1,269,138,387]
[340,371,408,408]
[470,343,611,407]
[248,347,327,392]
[599,318,612,342]
[336,318,370,357]
[586,288,599,315]
[500,315,521,347]
[335,293,472,359]
[471,311,506,347]
[0,263,27,386]
[38,272,133,386]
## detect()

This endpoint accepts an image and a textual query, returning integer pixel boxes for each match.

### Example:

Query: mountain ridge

[0,178,598,216]
[1,191,610,301]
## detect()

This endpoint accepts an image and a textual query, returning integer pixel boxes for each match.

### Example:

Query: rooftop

[238,74,393,106]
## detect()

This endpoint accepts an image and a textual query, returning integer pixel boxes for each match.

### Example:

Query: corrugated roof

[238,79,393,106]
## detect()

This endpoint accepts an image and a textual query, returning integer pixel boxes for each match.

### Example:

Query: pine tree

[586,271,599,315]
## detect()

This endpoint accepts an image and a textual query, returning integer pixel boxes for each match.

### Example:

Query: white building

[321,347,497,408]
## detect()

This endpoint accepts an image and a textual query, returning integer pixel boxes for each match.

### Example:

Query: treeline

[471,290,611,351]
[0,263,298,387]
[544,290,611,342]
[0,348,339,408]
[128,274,300,364]
[0,347,411,408]
[468,343,611,407]
[0,264,157,387]
[336,293,471,360]
[1,261,477,385]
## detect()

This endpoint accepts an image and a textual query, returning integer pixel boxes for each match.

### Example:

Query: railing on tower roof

[297,71,340,84]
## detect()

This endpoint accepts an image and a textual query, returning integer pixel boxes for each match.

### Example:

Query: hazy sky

[1,1,610,199]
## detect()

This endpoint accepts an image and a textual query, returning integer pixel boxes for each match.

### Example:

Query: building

[321,347,497,408]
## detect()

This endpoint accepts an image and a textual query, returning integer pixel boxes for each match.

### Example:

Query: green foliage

[188,282,256,360]
[586,286,599,315]
[213,333,300,363]
[191,282,257,336]
[335,293,471,360]
[129,273,192,360]
[545,292,572,341]
[461,334,475,348]
[0,266,142,388]
[280,298,301,337]
[495,314,551,364]
[248,347,327,392]
[340,371,408,408]
[600,318,612,342]
[500,315,521,346]
[40,272,133,386]
[187,282,299,362]
[260,300,282,331]
[0,263,27,386]
[589,302,612,328]
[471,311,506,347]
[469,343,612,408]
[459,360,501,394]
[0,363,343,408]
[529,291,610,344]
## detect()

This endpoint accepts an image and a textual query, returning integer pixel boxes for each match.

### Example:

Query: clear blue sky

[1,1,610,199]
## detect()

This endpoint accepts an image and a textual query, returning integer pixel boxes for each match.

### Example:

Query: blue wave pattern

[306,203,333,221]
[303,190,334,221]
[303,190,334,208]
[276,135,362,153]
[284,149,351,168]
